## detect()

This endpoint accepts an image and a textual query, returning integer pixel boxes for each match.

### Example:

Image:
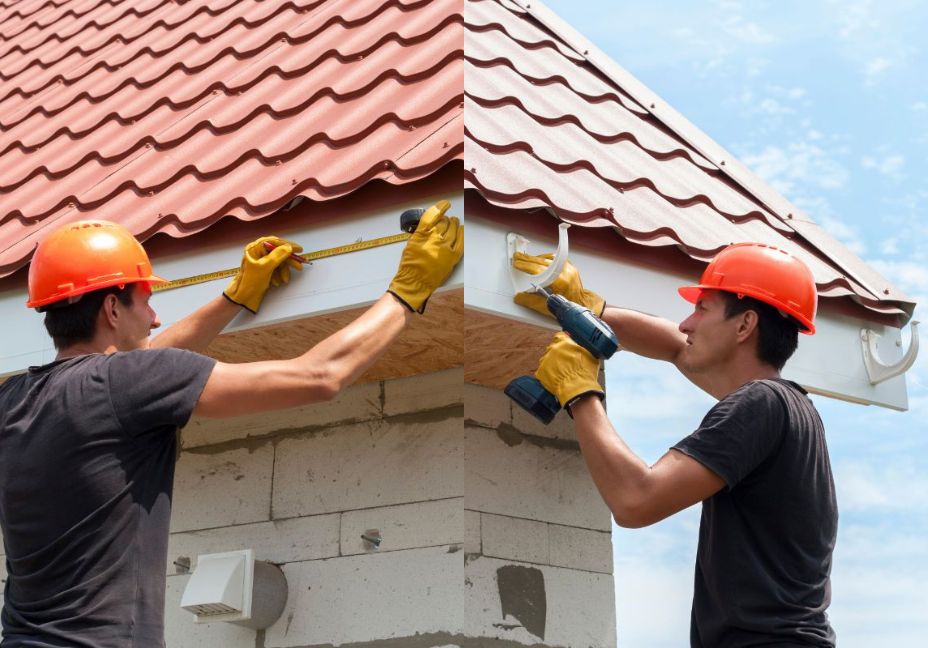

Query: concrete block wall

[463,383,617,648]
[164,368,465,648]
[2,371,616,647]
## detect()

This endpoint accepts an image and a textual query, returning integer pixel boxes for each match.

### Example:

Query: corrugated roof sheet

[464,0,913,320]
[0,0,464,278]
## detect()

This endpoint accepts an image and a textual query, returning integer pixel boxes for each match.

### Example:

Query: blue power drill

[505,286,619,424]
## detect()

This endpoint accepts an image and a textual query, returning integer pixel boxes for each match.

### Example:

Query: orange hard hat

[27,220,167,309]
[678,242,817,335]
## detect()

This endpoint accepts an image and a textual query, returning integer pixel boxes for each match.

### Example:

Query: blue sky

[538,0,927,645]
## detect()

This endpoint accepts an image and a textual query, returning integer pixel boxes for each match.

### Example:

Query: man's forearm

[570,395,654,528]
[295,293,411,392]
[601,306,685,363]
[150,295,240,352]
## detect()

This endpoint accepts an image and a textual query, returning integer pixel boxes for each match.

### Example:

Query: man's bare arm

[570,395,725,528]
[601,306,716,395]
[150,295,240,353]
[193,292,411,418]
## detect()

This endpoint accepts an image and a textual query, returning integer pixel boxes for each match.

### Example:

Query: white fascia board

[0,192,464,378]
[465,214,910,411]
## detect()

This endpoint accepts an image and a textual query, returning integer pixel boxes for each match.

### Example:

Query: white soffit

[465,214,910,411]
[0,193,464,378]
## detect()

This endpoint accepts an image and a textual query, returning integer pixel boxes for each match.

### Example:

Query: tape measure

[152,232,412,294]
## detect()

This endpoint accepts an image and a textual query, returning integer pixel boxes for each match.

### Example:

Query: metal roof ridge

[500,0,896,306]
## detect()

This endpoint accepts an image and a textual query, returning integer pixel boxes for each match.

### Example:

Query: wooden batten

[207,289,463,384]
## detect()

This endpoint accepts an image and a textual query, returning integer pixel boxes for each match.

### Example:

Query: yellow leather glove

[512,253,605,317]
[536,332,604,414]
[388,200,464,313]
[224,236,303,313]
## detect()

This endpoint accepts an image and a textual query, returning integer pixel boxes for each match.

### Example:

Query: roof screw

[275,159,282,166]
[883,289,890,295]
[583,49,589,55]
[470,167,476,173]
[443,142,449,148]
[291,178,297,185]
[650,103,656,109]
[787,213,793,219]
[720,160,726,166]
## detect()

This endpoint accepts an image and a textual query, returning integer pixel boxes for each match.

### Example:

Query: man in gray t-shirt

[1,207,462,648]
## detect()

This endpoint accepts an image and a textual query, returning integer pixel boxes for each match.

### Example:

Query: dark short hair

[43,285,134,350]
[719,291,799,370]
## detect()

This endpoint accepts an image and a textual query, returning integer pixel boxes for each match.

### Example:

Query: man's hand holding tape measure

[223,236,304,313]
[388,199,463,313]
[222,201,462,315]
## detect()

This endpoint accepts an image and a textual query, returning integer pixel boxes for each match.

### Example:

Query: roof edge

[503,0,910,310]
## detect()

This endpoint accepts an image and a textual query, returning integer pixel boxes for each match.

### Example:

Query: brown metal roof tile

[0,0,463,278]
[464,0,913,320]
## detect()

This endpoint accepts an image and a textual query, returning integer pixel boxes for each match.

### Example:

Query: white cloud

[869,259,928,295]
[739,142,849,194]
[879,238,899,255]
[829,0,877,39]
[861,154,905,180]
[833,459,928,512]
[912,101,928,112]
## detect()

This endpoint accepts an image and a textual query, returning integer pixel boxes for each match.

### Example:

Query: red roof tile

[464,0,913,320]
[0,0,464,278]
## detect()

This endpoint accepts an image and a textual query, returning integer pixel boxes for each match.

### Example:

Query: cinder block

[273,416,463,519]
[383,368,463,416]
[465,555,616,647]
[164,574,257,648]
[182,381,382,448]
[167,514,340,575]
[464,425,611,531]
[340,498,462,556]
[464,509,481,555]
[548,524,613,574]
[171,444,274,532]
[481,513,549,565]
[264,546,463,647]
[511,405,577,442]
[464,382,510,429]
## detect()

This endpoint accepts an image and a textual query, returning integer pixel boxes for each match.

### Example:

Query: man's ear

[100,293,121,329]
[735,309,759,343]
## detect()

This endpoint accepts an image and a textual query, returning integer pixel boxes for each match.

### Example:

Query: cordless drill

[505,287,619,424]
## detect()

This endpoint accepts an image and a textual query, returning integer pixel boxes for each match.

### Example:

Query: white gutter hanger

[861,321,920,385]
[508,223,570,295]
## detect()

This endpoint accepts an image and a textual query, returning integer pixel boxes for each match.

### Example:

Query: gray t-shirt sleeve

[673,381,786,489]
[106,348,217,435]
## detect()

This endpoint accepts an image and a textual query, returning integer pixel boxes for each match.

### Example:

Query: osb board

[205,289,463,384]
[464,308,554,390]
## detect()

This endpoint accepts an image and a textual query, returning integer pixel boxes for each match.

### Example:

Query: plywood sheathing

[206,289,463,383]
[464,308,553,390]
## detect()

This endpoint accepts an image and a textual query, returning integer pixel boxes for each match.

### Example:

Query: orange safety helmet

[678,242,817,335]
[27,220,167,310]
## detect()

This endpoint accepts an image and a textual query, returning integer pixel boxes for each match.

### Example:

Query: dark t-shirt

[673,379,838,648]
[0,348,216,648]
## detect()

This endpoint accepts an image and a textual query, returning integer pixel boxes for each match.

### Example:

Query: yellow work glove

[388,200,464,313]
[224,236,303,313]
[512,253,605,318]
[536,332,604,414]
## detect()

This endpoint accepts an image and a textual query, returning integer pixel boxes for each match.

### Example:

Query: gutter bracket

[507,223,570,295]
[860,321,920,385]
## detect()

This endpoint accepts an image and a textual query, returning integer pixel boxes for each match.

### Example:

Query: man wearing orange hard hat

[514,242,836,647]
[0,205,462,647]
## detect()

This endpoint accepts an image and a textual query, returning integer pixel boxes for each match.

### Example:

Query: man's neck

[56,340,117,361]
